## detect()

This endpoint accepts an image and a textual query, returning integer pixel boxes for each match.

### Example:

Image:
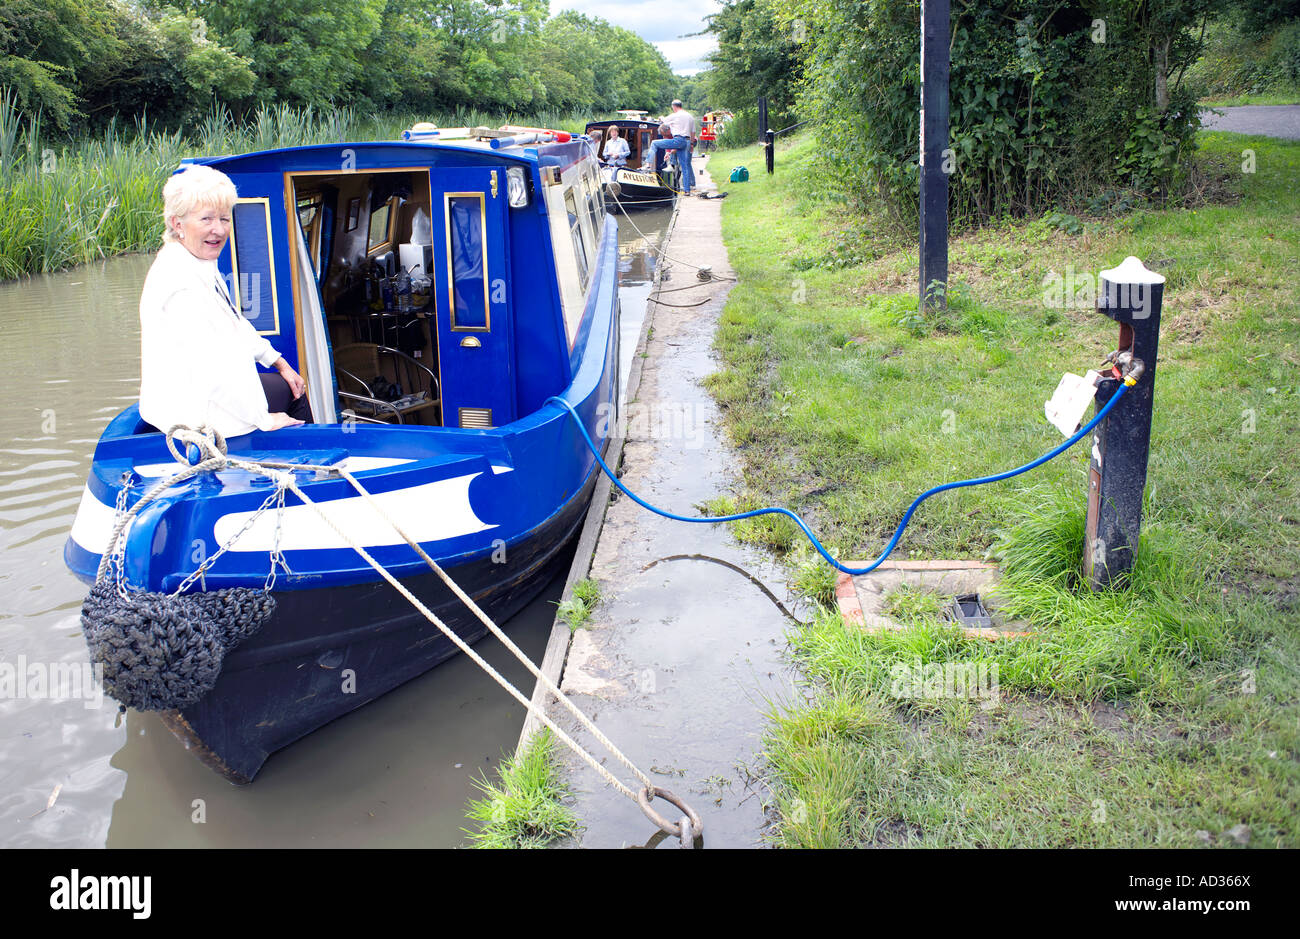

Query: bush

[782,0,1209,223]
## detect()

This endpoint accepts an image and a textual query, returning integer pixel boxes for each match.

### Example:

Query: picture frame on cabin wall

[345,197,362,232]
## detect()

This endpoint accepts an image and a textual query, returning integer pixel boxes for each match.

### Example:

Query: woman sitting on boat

[139,164,311,437]
[602,126,630,167]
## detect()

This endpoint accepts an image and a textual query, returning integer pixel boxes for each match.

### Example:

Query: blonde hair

[162,164,238,244]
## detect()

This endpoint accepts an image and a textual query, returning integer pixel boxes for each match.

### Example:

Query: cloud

[551,0,721,73]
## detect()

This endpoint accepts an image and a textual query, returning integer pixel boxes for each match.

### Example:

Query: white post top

[1100,256,1166,285]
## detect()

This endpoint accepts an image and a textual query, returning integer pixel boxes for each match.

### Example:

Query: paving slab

[837,560,1030,640]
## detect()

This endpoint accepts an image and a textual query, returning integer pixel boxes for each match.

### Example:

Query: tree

[0,0,254,130]
[780,0,1222,220]
[674,74,710,113]
[1234,0,1300,36]
[0,0,125,128]
[539,11,675,112]
[704,0,801,119]
[193,0,385,107]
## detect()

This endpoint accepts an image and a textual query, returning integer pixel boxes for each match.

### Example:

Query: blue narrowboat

[64,125,621,782]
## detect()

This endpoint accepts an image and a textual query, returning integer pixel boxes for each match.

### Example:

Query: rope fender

[81,581,274,711]
[79,426,277,712]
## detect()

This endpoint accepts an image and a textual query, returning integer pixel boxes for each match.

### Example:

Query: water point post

[1084,257,1166,589]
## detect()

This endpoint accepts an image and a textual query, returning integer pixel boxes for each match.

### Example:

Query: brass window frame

[228,197,281,337]
[444,191,491,333]
[295,192,324,271]
[367,194,400,256]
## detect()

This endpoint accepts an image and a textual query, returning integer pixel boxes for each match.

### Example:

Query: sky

[550,0,723,75]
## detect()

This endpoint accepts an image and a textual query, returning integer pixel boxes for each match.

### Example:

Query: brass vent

[459,407,494,429]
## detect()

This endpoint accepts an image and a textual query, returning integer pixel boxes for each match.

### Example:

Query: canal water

[0,203,672,847]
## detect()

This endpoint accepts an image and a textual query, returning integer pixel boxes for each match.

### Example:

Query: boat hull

[159,465,597,783]
[605,166,677,207]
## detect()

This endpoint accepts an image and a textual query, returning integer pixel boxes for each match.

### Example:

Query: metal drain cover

[947,593,992,629]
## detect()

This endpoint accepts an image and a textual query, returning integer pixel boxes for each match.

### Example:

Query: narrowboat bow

[65,125,621,783]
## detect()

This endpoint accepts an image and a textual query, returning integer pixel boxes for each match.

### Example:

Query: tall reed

[0,93,606,281]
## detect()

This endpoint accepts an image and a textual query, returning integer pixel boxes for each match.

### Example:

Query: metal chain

[111,476,134,600]
[171,481,288,596]
[263,484,290,592]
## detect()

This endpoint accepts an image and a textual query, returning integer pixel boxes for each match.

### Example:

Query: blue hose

[546,379,1131,575]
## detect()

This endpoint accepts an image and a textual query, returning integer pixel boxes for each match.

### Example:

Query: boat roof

[181,126,592,173]
[586,118,663,131]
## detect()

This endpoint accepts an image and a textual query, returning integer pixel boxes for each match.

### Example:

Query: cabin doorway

[287,168,443,426]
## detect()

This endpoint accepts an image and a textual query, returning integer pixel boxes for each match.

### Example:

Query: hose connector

[1103,350,1145,385]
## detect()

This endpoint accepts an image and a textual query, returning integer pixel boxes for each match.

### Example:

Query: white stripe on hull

[213,472,495,551]
[69,467,503,558]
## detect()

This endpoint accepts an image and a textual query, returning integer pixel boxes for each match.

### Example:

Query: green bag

[729,166,749,183]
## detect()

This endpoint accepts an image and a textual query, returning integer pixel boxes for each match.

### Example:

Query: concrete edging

[514,193,684,755]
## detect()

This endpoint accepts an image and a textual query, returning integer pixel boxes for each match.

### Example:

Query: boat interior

[290,169,442,426]
[587,122,660,168]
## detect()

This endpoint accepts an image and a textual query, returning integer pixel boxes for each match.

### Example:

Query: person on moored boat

[139,164,310,437]
[602,125,630,167]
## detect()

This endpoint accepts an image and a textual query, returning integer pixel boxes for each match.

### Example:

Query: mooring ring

[637,786,703,840]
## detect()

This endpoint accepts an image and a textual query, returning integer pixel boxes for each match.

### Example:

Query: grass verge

[708,131,1300,847]
[463,730,580,848]
[1201,92,1300,107]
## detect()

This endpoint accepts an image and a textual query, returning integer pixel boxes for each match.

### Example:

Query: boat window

[228,198,280,334]
[584,165,603,234]
[565,188,589,291]
[368,196,396,253]
[296,193,324,271]
[447,193,489,331]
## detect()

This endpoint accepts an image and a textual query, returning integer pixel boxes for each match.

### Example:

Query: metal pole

[757,96,768,141]
[919,0,950,312]
[765,129,775,174]
[1084,257,1166,589]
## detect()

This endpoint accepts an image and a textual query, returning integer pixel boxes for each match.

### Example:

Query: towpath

[543,156,799,848]
[1200,104,1300,139]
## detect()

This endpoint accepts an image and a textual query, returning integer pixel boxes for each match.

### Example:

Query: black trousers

[260,372,313,421]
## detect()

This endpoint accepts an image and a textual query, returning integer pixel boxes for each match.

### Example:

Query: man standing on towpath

[642,99,696,196]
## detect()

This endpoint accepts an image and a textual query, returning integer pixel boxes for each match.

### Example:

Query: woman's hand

[267,412,305,431]
[274,358,306,399]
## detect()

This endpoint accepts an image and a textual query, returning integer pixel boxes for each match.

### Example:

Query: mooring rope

[607,185,738,285]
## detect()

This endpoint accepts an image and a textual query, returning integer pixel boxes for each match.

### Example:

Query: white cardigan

[138,241,283,438]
